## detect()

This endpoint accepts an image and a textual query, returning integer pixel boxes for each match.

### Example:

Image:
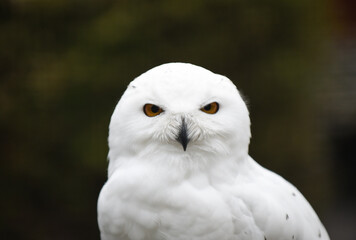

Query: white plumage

[98,63,329,240]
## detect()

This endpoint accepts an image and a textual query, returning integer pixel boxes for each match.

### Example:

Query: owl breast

[98,163,264,240]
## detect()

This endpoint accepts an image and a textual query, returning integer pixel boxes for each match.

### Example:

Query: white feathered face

[108,63,251,168]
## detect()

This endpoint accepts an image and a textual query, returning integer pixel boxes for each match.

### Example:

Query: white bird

[97,63,329,240]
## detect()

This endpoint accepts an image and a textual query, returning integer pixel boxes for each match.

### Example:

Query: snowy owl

[98,63,329,240]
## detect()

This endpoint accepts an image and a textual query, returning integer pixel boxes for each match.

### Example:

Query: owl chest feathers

[98,156,268,240]
[98,156,328,240]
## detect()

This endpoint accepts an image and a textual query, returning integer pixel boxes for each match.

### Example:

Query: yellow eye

[201,102,219,114]
[143,104,163,117]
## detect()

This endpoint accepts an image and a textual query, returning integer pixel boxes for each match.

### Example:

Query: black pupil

[151,105,159,113]
[204,104,212,111]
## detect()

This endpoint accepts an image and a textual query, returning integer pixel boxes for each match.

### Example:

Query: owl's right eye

[143,104,163,117]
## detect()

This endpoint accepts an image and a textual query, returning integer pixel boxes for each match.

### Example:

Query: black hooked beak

[176,117,190,151]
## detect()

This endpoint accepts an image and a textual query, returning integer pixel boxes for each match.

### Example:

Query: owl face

[108,63,251,169]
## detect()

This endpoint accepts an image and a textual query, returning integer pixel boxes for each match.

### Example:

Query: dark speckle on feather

[292,192,296,197]
[286,214,289,220]
[318,229,321,238]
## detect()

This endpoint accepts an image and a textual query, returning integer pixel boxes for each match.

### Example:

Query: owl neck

[107,141,250,181]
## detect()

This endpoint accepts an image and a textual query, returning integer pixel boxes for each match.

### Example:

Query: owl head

[108,63,251,175]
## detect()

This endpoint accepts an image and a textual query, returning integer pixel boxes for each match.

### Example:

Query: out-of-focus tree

[0,0,332,239]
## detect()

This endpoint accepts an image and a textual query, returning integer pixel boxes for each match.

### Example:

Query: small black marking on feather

[286,214,289,220]
[292,235,295,239]
[318,229,321,238]
[292,192,296,197]
[264,237,267,240]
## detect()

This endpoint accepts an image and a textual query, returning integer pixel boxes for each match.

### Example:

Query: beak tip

[177,135,189,151]
[183,144,187,151]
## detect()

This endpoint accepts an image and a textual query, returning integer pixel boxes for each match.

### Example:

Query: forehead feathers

[127,63,237,108]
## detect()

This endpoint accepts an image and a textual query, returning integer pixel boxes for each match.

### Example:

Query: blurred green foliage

[0,0,332,239]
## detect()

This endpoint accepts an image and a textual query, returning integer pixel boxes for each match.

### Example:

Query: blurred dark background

[1,0,355,239]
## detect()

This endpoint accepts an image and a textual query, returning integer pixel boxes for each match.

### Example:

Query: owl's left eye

[143,104,163,117]
[201,102,219,114]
